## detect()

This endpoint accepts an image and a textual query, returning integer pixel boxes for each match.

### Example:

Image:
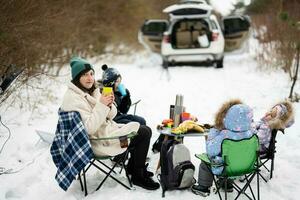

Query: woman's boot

[131,168,160,190]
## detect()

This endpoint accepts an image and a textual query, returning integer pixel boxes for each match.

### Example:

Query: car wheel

[216,59,224,68]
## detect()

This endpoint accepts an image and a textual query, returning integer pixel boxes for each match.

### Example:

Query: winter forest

[0,0,299,199]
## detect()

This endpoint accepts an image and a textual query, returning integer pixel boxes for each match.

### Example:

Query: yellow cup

[102,87,113,95]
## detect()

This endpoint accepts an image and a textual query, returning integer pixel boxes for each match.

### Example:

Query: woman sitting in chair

[192,99,254,197]
[253,100,294,154]
[60,57,159,190]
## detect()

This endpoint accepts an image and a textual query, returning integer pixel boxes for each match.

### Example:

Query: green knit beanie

[70,57,94,80]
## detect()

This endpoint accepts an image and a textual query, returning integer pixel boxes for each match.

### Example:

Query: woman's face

[79,70,95,89]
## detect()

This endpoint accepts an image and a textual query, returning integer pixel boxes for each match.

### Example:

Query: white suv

[139,0,250,68]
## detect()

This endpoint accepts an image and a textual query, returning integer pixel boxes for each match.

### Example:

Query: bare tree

[0,0,177,106]
[247,0,300,101]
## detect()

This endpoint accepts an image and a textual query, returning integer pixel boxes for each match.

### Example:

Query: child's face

[114,77,121,91]
[264,107,278,121]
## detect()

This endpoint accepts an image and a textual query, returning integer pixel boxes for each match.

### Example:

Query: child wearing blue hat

[192,99,254,197]
[99,64,146,125]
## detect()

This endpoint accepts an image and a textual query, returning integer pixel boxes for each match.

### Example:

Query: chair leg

[118,150,133,187]
[78,171,84,191]
[119,149,130,174]
[237,174,256,200]
[96,160,118,174]
[234,173,256,200]
[258,172,268,183]
[92,161,132,191]
[213,176,222,200]
[247,180,256,200]
[232,183,254,200]
[82,167,88,196]
[224,177,227,200]
[120,149,134,187]
[257,159,270,183]
[261,163,270,172]
[260,159,270,172]
[257,168,260,200]
[85,161,93,172]
[270,158,274,179]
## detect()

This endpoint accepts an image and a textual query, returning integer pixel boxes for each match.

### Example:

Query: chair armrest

[195,153,211,164]
[89,132,137,141]
[131,99,141,106]
[131,99,141,115]
[195,153,223,167]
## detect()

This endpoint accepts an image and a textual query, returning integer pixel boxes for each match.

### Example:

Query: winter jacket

[253,101,294,153]
[115,89,132,114]
[206,100,254,175]
[61,82,140,156]
[114,88,146,125]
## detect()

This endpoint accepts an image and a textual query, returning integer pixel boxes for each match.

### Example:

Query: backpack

[152,134,175,153]
[152,134,165,153]
[159,140,195,197]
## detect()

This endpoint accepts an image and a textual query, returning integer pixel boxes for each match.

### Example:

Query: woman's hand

[100,93,114,107]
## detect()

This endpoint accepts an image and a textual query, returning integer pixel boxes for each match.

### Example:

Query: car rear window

[170,8,208,15]
[224,18,250,34]
[142,22,168,35]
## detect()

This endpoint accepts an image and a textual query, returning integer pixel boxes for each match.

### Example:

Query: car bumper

[164,53,223,63]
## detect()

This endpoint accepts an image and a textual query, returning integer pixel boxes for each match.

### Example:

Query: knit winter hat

[70,57,94,80]
[101,64,121,87]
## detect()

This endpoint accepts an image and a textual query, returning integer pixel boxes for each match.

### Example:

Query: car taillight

[163,35,170,43]
[212,32,219,41]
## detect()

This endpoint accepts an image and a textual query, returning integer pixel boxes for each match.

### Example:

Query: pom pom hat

[70,57,94,80]
[101,64,121,87]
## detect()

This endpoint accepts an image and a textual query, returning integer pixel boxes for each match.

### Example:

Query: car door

[222,15,251,52]
[138,19,169,53]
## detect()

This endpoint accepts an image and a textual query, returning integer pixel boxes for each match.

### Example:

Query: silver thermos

[173,94,184,127]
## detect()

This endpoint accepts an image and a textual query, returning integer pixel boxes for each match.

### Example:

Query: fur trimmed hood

[214,99,243,130]
[267,101,294,130]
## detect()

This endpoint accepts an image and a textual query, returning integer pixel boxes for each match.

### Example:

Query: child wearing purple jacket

[253,100,294,153]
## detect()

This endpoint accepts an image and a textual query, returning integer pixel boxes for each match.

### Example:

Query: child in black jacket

[99,64,146,125]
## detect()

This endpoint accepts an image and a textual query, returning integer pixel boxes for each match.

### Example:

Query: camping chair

[52,109,137,196]
[258,129,284,182]
[195,135,260,200]
[78,132,137,196]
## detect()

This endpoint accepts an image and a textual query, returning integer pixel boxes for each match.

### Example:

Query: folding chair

[195,135,260,200]
[258,129,284,182]
[78,132,137,196]
[52,109,137,196]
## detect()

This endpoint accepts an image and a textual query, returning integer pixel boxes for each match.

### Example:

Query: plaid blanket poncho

[50,110,93,191]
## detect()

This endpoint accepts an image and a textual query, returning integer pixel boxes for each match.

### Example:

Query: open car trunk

[172,18,211,49]
[223,16,251,52]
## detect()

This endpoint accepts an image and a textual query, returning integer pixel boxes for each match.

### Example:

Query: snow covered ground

[0,40,299,199]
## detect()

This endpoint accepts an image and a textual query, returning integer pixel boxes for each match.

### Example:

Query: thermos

[173,94,184,127]
[169,105,175,121]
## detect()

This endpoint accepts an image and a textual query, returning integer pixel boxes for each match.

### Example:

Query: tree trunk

[289,45,300,100]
